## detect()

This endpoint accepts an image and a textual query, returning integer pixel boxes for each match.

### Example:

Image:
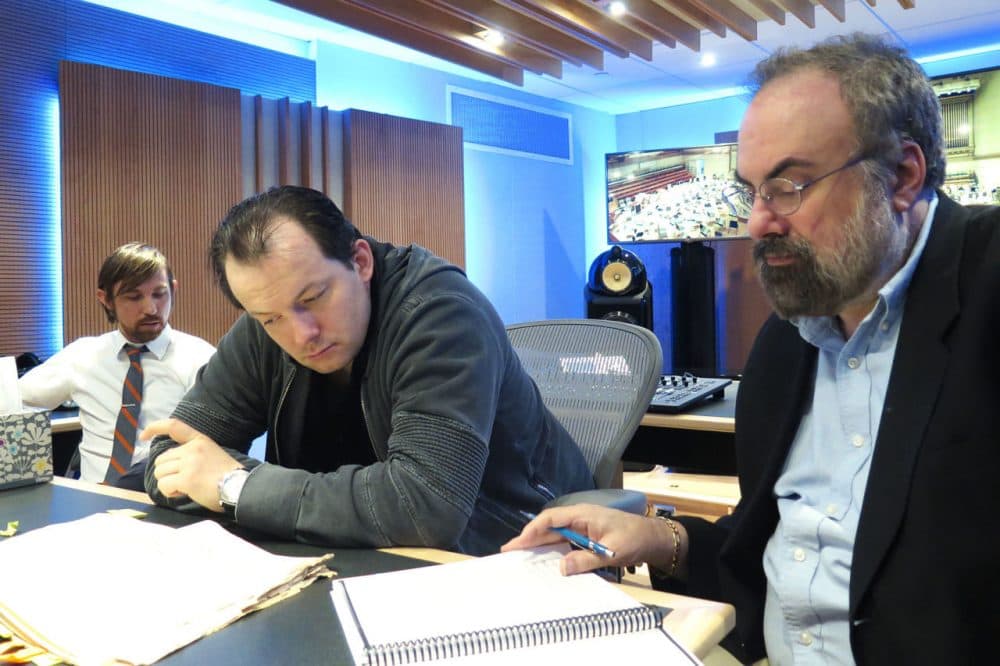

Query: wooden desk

[4,478,733,663]
[625,466,741,522]
[50,411,81,434]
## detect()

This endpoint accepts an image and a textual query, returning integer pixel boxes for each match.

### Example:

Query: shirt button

[847,357,860,369]
[799,631,813,646]
[852,434,865,448]
[826,504,838,516]
[880,321,890,332]
[793,548,806,562]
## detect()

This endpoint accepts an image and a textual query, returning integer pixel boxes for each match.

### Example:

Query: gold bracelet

[655,515,681,579]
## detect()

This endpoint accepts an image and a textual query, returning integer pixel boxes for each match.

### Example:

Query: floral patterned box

[0,411,53,490]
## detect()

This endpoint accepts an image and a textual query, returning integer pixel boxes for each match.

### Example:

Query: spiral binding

[365,605,663,665]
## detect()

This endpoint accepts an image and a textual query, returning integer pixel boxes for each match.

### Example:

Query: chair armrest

[544,488,648,515]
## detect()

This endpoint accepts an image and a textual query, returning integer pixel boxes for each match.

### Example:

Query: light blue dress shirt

[762,196,938,665]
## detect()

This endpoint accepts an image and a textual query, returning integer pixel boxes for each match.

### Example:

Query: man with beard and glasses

[19,243,215,489]
[506,33,1000,664]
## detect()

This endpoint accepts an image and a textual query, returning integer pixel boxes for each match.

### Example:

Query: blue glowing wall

[0,0,313,356]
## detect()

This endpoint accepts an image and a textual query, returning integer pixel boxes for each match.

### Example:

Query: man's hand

[143,418,243,512]
[501,504,684,577]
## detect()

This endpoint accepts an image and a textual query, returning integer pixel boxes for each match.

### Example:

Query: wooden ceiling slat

[626,0,701,51]
[778,0,816,28]
[684,0,756,41]
[655,0,728,38]
[509,0,654,60]
[276,0,525,84]
[814,0,847,22]
[748,0,786,25]
[425,0,606,69]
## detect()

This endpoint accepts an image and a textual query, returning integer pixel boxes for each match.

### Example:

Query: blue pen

[520,511,616,558]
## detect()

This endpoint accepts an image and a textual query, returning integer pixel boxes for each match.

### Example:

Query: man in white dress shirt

[19,243,215,489]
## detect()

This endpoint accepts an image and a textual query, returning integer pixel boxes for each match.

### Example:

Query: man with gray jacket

[143,185,594,555]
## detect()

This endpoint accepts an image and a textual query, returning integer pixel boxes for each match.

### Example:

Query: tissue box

[0,411,53,490]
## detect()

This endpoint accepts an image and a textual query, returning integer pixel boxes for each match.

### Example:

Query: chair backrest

[506,319,663,489]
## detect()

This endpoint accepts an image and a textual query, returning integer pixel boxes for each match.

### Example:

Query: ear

[96,288,112,310]
[890,140,927,213]
[170,278,178,295]
[352,238,375,284]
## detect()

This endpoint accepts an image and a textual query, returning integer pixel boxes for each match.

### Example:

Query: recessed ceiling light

[700,53,717,67]
[477,28,505,47]
[609,1,627,17]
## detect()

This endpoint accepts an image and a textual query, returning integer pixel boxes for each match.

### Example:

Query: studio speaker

[585,246,653,330]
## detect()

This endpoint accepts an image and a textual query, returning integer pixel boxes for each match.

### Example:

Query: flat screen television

[606,143,751,244]
[930,66,1000,206]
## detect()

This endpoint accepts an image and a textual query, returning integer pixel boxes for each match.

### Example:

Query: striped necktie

[105,344,148,485]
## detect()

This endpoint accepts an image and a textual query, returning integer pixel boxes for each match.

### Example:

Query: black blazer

[670,195,1000,664]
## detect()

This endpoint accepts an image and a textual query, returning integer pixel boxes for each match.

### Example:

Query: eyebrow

[246,282,325,317]
[735,156,817,185]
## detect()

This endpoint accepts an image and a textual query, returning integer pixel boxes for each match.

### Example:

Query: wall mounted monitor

[606,143,751,244]
[931,66,1000,206]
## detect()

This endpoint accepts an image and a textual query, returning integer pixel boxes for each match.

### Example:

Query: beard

[753,177,910,319]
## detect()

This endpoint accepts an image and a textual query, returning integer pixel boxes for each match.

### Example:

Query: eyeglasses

[722,154,870,217]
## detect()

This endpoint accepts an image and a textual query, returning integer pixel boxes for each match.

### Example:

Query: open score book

[0,513,333,665]
[331,545,702,665]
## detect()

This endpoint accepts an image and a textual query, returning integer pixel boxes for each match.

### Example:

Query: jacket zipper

[359,390,380,461]
[272,364,296,466]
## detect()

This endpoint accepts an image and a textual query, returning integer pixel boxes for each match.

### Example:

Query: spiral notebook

[331,546,701,665]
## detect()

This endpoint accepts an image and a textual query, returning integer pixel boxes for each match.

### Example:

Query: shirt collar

[113,324,173,360]
[793,193,939,345]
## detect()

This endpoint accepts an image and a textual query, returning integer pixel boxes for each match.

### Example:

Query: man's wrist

[218,467,250,517]
[647,515,688,581]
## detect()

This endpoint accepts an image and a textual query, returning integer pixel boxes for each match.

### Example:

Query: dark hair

[97,243,174,324]
[210,186,362,309]
[747,32,945,191]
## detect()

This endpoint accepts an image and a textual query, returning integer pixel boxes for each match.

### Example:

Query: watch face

[601,261,633,293]
[221,470,248,504]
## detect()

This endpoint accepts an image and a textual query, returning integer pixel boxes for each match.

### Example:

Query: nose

[290,310,320,348]
[745,195,788,240]
[142,295,159,314]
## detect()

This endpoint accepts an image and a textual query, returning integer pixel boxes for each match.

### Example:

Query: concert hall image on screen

[605,143,751,244]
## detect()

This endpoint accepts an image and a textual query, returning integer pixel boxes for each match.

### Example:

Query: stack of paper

[0,514,333,665]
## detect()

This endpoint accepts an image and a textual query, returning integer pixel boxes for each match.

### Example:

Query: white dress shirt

[18,325,215,482]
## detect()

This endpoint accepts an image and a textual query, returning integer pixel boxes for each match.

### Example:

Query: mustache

[752,235,813,264]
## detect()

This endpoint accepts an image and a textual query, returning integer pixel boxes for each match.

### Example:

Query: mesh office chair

[506,319,662,514]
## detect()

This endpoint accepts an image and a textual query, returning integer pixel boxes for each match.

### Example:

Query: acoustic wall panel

[344,109,465,268]
[447,87,572,164]
[64,0,314,102]
[59,61,242,346]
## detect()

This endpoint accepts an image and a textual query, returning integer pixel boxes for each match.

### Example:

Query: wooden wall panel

[344,109,465,268]
[59,61,242,346]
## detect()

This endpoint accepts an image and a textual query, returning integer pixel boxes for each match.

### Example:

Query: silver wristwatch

[218,468,250,517]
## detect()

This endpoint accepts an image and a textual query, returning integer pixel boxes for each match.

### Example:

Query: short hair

[97,243,174,324]
[210,185,362,309]
[747,32,945,191]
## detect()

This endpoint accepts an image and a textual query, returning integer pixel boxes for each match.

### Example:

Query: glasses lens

[760,178,801,215]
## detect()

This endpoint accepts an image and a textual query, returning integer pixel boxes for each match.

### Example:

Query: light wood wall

[59,61,242,345]
[344,109,465,268]
[58,63,350,347]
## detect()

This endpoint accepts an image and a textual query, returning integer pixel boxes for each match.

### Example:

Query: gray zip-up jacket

[144,239,594,554]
